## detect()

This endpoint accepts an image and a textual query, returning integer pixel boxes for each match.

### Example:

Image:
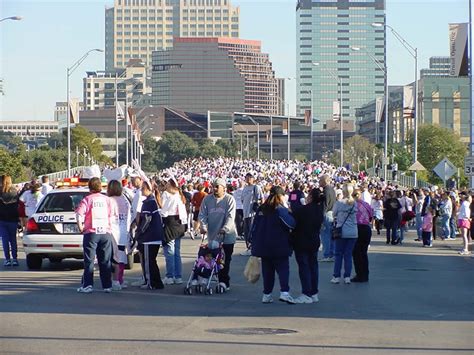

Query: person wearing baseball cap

[198,178,237,292]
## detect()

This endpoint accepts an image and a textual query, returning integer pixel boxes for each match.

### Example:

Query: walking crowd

[1,157,473,304]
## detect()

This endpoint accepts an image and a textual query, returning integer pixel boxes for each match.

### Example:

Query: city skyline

[0,0,469,121]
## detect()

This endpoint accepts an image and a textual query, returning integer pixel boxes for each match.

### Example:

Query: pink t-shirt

[75,193,117,235]
[422,212,433,232]
[356,200,373,226]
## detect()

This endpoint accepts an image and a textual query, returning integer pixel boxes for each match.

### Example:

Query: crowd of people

[1,157,473,304]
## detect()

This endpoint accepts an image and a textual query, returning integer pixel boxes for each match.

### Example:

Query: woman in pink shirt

[75,177,117,293]
[351,189,373,283]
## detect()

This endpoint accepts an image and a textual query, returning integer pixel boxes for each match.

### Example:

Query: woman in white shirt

[160,177,187,284]
[457,192,471,256]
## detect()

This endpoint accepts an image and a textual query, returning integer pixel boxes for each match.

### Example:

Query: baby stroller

[184,235,225,295]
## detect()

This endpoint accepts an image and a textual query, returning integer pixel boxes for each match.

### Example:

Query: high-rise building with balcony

[151,37,278,115]
[296,0,386,131]
[105,0,240,71]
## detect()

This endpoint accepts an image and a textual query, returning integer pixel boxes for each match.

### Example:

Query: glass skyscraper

[296,0,386,131]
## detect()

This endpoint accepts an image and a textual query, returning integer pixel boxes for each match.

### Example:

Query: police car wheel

[26,254,43,270]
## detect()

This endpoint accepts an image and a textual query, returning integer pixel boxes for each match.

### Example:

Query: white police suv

[22,178,136,270]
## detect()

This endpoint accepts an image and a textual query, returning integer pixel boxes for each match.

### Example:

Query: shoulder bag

[332,204,355,240]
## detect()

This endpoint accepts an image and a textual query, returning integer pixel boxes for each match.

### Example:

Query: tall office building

[151,37,278,115]
[296,0,385,131]
[105,0,240,71]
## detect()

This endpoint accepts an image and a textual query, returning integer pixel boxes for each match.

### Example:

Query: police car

[22,178,136,270]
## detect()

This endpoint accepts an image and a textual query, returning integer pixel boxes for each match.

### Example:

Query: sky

[0,0,470,121]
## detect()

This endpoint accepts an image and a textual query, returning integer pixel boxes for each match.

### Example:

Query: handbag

[332,205,355,240]
[244,256,261,284]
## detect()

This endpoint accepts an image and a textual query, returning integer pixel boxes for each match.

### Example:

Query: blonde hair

[343,183,355,205]
[1,175,13,194]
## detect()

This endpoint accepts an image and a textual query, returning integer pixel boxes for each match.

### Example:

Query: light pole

[243,115,260,160]
[66,49,103,175]
[0,16,22,22]
[313,62,343,167]
[372,22,418,186]
[254,105,274,160]
[301,90,314,161]
[351,46,389,181]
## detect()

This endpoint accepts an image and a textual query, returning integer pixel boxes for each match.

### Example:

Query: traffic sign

[464,156,474,176]
[433,158,457,182]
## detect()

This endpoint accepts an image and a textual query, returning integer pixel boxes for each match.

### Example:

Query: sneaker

[459,250,471,256]
[103,288,112,293]
[311,294,319,303]
[77,285,93,293]
[279,292,295,304]
[120,281,128,289]
[240,249,252,256]
[319,257,334,262]
[162,277,175,285]
[11,259,19,267]
[140,284,151,289]
[344,277,351,284]
[294,294,313,304]
[173,278,183,285]
[112,281,122,291]
[262,293,273,304]
[3,260,11,267]
[218,282,230,292]
[330,277,340,284]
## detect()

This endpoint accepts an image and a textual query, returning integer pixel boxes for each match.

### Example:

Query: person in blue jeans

[0,175,20,267]
[331,183,358,285]
[319,175,336,262]
[291,188,324,303]
[159,177,187,285]
[251,186,296,304]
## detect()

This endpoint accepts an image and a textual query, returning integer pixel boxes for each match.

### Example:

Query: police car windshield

[36,192,89,213]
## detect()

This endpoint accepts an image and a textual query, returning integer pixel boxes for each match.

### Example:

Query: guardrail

[39,166,87,182]
[365,167,431,189]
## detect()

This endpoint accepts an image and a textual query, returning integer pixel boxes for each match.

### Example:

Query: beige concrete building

[83,59,150,111]
[105,0,240,71]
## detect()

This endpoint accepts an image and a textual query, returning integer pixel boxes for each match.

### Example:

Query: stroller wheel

[197,285,203,293]
[207,287,213,295]
[184,287,192,295]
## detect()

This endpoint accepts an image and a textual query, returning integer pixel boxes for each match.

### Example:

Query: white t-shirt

[458,200,471,220]
[20,190,44,217]
[41,183,53,196]
[131,188,145,223]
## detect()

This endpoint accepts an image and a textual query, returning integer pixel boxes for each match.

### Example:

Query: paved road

[1,231,473,354]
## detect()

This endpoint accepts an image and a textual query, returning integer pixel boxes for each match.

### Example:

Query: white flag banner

[69,99,80,124]
[403,85,415,119]
[116,102,125,121]
[449,23,469,77]
[332,101,340,121]
[375,97,384,123]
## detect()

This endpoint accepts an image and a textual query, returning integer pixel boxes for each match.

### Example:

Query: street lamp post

[372,22,418,186]
[313,62,343,167]
[66,49,103,175]
[351,46,388,180]
[243,115,260,160]
[0,16,22,22]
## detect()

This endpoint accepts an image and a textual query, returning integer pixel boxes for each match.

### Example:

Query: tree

[388,143,412,172]
[71,125,104,163]
[339,135,379,170]
[0,147,25,181]
[155,131,199,169]
[198,139,225,158]
[415,124,467,184]
[22,146,67,177]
